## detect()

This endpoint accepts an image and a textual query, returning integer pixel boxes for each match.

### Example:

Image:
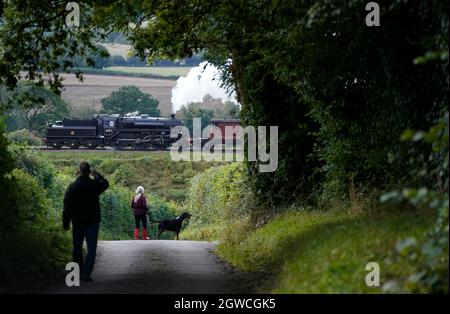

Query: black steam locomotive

[45,114,183,150]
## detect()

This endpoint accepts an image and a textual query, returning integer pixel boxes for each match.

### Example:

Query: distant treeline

[103,54,204,68]
[68,44,204,69]
[98,31,131,45]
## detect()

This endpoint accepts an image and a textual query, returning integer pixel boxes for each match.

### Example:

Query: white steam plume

[171,61,237,113]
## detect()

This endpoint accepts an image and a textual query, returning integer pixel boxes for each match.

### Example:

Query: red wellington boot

[134,228,139,240]
[142,229,148,240]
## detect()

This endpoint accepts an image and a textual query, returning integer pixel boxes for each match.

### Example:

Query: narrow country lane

[49,240,250,294]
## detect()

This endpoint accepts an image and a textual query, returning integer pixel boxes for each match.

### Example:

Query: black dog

[151,212,191,240]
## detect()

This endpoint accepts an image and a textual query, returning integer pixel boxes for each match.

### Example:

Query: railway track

[37,146,168,152]
[37,146,242,153]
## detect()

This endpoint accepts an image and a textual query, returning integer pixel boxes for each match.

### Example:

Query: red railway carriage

[210,118,241,145]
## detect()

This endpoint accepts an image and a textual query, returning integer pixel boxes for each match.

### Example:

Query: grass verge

[180,224,226,241]
[214,209,434,293]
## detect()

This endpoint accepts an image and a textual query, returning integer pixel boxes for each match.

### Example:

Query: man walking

[63,161,109,281]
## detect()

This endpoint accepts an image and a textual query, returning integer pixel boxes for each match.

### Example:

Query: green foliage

[185,163,253,227]
[210,101,241,119]
[39,150,220,239]
[293,1,448,197]
[177,103,215,135]
[68,105,100,120]
[1,83,69,134]
[99,185,180,240]
[2,0,448,209]
[69,44,111,69]
[98,0,324,207]
[105,0,448,211]
[8,145,57,190]
[6,144,68,219]
[240,64,320,206]
[110,164,134,186]
[7,129,43,146]
[0,118,17,233]
[43,150,219,203]
[0,169,71,284]
[99,185,135,239]
[223,101,240,119]
[380,113,449,293]
[1,0,448,293]
[0,0,105,92]
[0,142,70,289]
[100,31,131,45]
[101,85,160,116]
[9,168,53,229]
[110,55,127,66]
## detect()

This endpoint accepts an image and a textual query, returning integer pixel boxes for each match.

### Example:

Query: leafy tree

[0,118,17,233]
[98,0,448,206]
[1,0,448,201]
[223,101,240,119]
[90,0,322,205]
[0,0,107,93]
[261,1,449,197]
[152,53,204,67]
[381,112,449,293]
[99,31,131,45]
[88,44,111,69]
[0,0,448,292]
[1,0,448,208]
[101,85,160,116]
[126,55,147,67]
[7,129,43,146]
[0,0,104,288]
[1,83,69,134]
[110,55,127,66]
[59,43,110,69]
[177,103,214,135]
[213,101,241,119]
[0,147,71,287]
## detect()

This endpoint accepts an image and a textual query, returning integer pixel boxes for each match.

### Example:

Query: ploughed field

[60,73,176,116]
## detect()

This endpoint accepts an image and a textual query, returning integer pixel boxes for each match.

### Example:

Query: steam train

[45,114,183,150]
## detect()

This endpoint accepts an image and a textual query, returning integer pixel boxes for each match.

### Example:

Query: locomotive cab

[97,114,119,144]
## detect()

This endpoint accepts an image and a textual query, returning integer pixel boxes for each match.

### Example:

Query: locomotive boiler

[46,114,183,150]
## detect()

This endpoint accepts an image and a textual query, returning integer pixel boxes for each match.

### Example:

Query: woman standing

[131,186,149,240]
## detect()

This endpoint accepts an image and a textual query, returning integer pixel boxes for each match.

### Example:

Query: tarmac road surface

[50,240,250,294]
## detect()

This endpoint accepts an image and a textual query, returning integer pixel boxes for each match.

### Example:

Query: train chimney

[171,113,176,119]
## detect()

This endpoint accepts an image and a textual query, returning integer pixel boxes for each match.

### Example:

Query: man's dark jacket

[63,174,109,228]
